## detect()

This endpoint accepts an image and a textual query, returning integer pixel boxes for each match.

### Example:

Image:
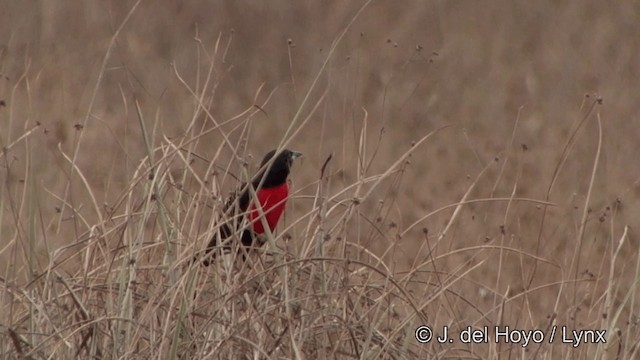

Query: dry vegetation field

[1,1,639,359]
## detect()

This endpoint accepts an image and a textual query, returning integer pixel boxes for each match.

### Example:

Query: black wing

[198,182,255,266]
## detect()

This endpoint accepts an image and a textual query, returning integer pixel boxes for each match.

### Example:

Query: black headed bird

[199,149,302,265]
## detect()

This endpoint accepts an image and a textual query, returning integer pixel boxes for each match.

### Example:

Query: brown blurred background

[1,0,638,332]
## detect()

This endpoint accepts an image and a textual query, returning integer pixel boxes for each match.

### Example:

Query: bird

[199,149,302,266]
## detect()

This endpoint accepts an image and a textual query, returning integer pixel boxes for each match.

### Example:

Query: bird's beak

[291,151,303,160]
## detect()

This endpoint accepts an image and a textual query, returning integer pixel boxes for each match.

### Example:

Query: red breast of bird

[247,181,289,234]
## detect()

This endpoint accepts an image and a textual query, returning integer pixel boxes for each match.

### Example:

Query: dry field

[1,1,639,359]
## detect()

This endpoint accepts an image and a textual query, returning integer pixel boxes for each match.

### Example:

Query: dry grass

[1,1,640,359]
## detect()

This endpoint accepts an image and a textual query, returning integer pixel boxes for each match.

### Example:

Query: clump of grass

[3,91,638,358]
[0,98,440,358]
